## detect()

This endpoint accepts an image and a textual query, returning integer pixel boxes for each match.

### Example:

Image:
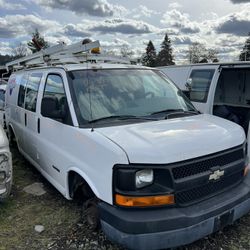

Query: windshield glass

[68,69,195,125]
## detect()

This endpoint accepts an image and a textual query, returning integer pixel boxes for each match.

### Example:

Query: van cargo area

[213,68,250,135]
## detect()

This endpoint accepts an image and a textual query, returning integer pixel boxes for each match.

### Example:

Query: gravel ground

[0,147,250,250]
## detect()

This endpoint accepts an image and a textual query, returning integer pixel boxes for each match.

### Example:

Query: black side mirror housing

[41,97,65,120]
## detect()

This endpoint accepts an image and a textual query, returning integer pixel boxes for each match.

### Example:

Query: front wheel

[82,198,100,231]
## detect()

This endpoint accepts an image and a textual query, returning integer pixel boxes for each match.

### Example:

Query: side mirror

[41,97,65,120]
[185,78,192,91]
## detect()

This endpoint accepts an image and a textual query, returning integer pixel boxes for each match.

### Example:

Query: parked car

[0,124,12,202]
[0,81,7,128]
[5,43,250,250]
[159,62,250,156]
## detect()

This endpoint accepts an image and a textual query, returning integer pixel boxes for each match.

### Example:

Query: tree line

[1,30,250,66]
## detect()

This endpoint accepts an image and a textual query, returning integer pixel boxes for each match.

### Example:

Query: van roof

[158,61,250,69]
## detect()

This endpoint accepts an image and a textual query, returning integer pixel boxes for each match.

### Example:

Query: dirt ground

[1,147,250,250]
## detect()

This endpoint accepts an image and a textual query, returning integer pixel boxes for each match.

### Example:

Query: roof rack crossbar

[6,40,132,71]
[6,40,105,71]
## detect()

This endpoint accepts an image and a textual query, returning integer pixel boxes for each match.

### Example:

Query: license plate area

[213,210,234,232]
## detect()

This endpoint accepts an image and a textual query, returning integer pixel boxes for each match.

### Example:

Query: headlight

[0,171,6,183]
[135,169,153,188]
[0,154,10,183]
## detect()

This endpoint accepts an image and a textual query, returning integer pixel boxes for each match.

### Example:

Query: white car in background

[0,80,7,128]
[0,79,12,202]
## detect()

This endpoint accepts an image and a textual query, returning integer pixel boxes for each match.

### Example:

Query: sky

[0,0,250,64]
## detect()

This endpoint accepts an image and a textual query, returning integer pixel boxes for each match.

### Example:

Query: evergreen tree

[157,34,175,66]
[239,33,250,61]
[141,40,157,67]
[27,29,49,53]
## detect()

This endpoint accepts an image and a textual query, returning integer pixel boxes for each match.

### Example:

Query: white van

[160,63,250,154]
[0,81,7,128]
[5,42,250,250]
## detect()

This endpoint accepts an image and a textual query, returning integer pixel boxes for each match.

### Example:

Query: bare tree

[187,42,218,63]
[12,43,28,59]
[120,45,134,58]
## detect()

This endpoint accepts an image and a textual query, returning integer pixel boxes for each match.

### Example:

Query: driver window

[43,74,72,125]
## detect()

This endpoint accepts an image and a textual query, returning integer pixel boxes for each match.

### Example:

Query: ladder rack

[6,40,131,71]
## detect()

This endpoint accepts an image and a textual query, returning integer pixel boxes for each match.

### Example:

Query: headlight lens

[0,154,9,183]
[0,171,6,183]
[135,169,153,188]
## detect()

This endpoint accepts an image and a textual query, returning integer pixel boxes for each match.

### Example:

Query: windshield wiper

[150,109,184,115]
[89,115,157,123]
[150,109,199,117]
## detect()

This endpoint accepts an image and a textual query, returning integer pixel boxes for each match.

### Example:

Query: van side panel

[159,66,191,90]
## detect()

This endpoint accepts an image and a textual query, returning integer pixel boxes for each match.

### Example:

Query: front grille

[172,147,244,180]
[176,171,244,206]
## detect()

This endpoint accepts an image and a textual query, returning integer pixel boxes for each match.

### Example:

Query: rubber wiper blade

[89,115,157,123]
[150,109,184,115]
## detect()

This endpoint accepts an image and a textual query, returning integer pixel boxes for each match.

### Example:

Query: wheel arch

[8,123,19,147]
[66,167,100,201]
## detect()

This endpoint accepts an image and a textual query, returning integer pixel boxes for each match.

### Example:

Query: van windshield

[67,69,196,125]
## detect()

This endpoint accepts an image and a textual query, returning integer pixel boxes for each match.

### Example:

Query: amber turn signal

[91,47,100,54]
[115,194,175,207]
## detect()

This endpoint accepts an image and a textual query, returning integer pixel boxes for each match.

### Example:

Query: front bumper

[0,152,12,202]
[99,174,250,250]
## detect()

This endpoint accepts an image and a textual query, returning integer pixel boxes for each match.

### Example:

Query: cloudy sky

[0,0,250,64]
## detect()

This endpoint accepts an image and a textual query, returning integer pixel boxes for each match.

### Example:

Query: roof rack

[6,40,131,71]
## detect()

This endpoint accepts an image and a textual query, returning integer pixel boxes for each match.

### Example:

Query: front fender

[66,167,100,200]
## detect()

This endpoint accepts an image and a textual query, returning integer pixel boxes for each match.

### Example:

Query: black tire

[82,198,100,231]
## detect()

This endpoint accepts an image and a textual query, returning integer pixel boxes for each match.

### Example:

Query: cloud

[168,2,182,9]
[32,0,126,17]
[89,18,158,35]
[101,38,129,47]
[230,0,250,3]
[215,9,250,36]
[161,10,200,34]
[132,5,159,19]
[0,14,60,38]
[171,36,193,45]
[0,42,12,55]
[63,24,91,38]
[0,0,26,10]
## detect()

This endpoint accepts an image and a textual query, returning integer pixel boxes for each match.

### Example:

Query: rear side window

[189,69,215,102]
[18,74,28,107]
[24,73,43,112]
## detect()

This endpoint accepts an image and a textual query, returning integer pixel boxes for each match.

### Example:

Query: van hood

[96,114,245,164]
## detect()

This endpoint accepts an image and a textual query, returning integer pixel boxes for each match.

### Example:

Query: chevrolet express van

[5,43,250,249]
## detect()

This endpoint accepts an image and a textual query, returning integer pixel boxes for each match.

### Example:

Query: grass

[1,147,250,250]
[0,148,81,250]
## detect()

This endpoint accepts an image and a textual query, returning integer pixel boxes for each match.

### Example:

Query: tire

[82,198,100,231]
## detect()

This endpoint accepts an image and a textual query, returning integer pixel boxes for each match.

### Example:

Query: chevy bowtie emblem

[209,169,225,181]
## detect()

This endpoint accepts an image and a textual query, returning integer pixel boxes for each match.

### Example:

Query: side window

[43,74,72,125]
[24,73,43,112]
[189,69,215,103]
[18,74,28,107]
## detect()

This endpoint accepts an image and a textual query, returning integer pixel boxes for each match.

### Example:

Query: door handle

[24,113,27,126]
[37,118,40,134]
